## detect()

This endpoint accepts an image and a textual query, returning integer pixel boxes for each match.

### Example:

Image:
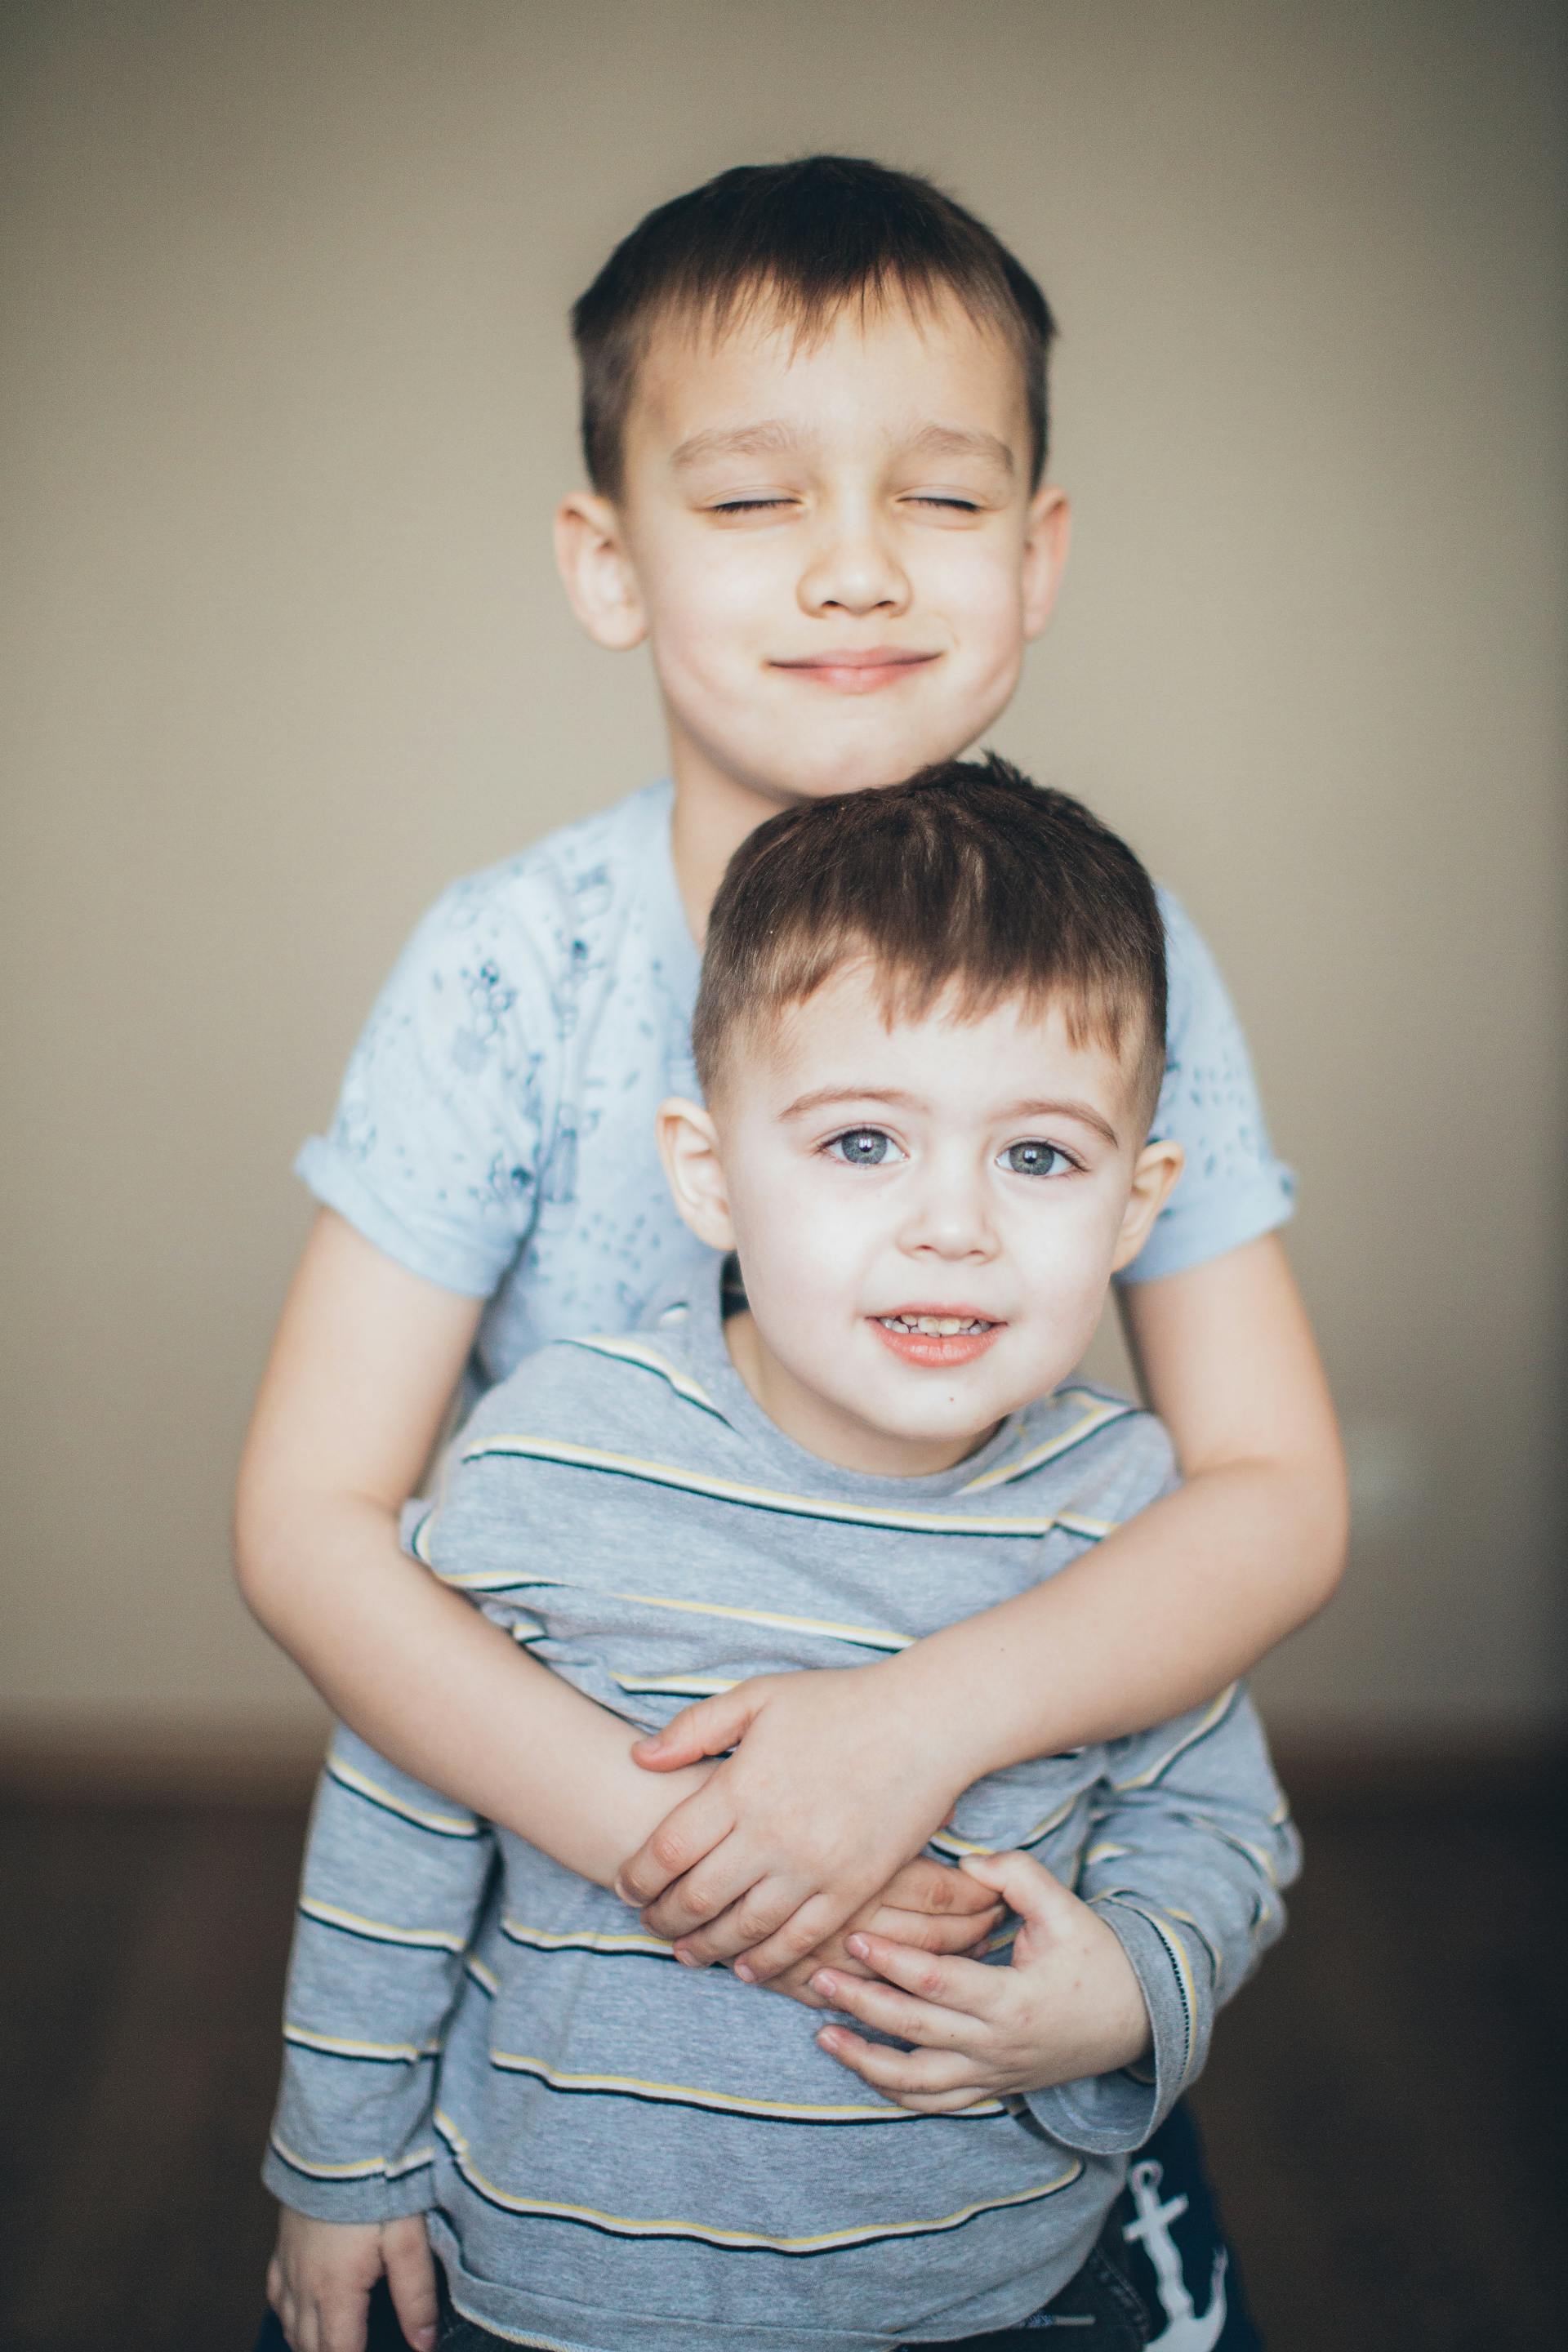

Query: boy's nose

[898,1177,998,1263]
[796,517,911,619]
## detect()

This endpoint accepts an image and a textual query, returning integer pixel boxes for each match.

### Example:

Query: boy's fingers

[720,1891,847,1982]
[614,1786,737,1907]
[807,1964,984,2051]
[884,1855,996,1917]
[669,1874,813,1966]
[319,2284,373,2352]
[815,2025,979,2097]
[960,1849,1068,1931]
[636,1838,769,1942]
[382,2217,439,2352]
[844,1933,1009,2017]
[266,2281,298,2352]
[860,1901,1004,1955]
[631,1686,761,1770]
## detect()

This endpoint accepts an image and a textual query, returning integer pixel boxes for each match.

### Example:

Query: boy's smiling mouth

[872,1309,1003,1369]
[770,648,942,696]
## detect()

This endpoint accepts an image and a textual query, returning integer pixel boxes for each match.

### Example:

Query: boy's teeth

[880,1314,987,1335]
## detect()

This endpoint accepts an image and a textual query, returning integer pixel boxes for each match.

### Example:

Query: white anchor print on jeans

[1121,2159,1228,2350]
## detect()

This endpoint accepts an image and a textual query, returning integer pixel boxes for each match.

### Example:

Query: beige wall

[3,0,1564,1761]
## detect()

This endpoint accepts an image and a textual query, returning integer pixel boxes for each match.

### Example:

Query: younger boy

[264,763,1298,2352]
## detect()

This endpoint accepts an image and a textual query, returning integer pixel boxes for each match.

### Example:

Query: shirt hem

[430,2228,1092,2352]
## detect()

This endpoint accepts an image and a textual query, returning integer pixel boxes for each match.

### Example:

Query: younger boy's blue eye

[828,1129,900,1167]
[1001,1140,1070,1178]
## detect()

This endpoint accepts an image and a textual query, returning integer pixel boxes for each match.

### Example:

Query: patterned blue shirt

[297,781,1294,1388]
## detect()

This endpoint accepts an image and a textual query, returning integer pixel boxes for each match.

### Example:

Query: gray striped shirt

[265,1258,1298,2350]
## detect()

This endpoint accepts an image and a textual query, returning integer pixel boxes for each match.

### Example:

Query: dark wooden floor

[1,1788,1561,2352]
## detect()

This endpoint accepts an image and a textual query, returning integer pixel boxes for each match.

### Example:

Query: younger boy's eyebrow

[780,1085,924,1120]
[1000,1098,1122,1147]
[781,1085,1122,1147]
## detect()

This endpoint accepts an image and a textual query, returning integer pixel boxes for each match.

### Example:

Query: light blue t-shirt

[297,780,1294,1391]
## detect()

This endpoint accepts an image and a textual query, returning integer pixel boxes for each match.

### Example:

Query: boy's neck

[722,1307,999,1481]
[667,750,785,947]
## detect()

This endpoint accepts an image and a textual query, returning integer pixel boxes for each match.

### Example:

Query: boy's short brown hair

[693,756,1168,1129]
[572,156,1057,502]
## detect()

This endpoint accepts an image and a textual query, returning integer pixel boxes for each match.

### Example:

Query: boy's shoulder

[413,779,675,966]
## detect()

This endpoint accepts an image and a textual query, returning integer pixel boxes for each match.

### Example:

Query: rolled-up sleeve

[1121,891,1295,1284]
[296,873,557,1297]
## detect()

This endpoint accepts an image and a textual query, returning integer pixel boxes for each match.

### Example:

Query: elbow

[232,1478,296,1637]
[1287,1438,1351,1624]
[232,1441,324,1642]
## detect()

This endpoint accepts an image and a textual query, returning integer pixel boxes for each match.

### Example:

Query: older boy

[265,763,1297,2352]
[240,158,1343,2347]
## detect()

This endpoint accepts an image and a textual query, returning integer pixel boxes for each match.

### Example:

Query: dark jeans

[254,2103,1259,2352]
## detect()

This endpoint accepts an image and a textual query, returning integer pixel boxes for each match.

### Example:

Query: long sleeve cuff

[1022,1897,1205,2157]
[262,2132,439,2225]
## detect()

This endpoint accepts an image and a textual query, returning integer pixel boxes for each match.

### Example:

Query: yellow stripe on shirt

[960,1392,1134,1490]
[1111,1684,1240,1791]
[459,1436,1086,1539]
[434,2110,1080,2252]
[487,2048,1003,2123]
[298,1895,468,1953]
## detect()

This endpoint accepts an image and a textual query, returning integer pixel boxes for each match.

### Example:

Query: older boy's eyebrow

[899,423,1016,476]
[670,421,814,470]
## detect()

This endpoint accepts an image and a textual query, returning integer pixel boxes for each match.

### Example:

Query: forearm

[871,1448,1344,1782]
[238,1490,707,1881]
[884,1236,1348,1784]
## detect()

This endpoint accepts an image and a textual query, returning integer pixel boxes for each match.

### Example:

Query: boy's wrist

[865,1646,1010,1787]
[872,1640,1034,1790]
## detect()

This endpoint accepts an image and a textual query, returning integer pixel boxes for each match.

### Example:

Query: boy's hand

[267,2207,437,2352]
[764,1855,1003,2008]
[617,1664,975,1979]
[806,1850,1151,2110]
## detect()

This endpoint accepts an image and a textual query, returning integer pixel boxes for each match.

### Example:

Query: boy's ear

[1020,484,1071,643]
[554,492,647,651]
[1110,1138,1184,1274]
[656,1097,737,1252]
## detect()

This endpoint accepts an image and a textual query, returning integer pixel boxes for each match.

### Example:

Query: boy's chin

[807,736,982,800]
[852,1396,1007,1454]
[736,722,989,806]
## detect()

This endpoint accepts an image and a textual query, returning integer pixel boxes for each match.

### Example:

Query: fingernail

[845,1935,869,1960]
[733,1961,755,1983]
[612,1878,632,1904]
[817,2027,842,2051]
[810,1970,835,1995]
[675,1947,703,1967]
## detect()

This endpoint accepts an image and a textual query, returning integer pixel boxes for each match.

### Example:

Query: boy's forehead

[622,288,1032,480]
[740,965,1137,1134]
